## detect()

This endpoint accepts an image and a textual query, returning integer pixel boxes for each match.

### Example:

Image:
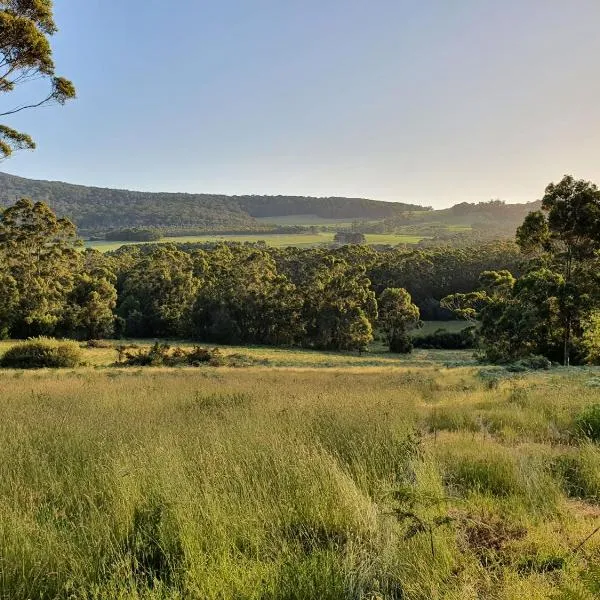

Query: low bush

[505,355,552,372]
[389,334,413,354]
[0,338,83,369]
[413,326,477,350]
[116,343,258,368]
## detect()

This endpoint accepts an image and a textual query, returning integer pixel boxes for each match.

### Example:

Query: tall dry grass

[0,365,599,598]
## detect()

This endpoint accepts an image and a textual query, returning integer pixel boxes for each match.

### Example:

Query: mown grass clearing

[1,351,600,598]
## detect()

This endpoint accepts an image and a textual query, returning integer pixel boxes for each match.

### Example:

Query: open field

[85,232,427,252]
[412,320,473,337]
[1,343,600,599]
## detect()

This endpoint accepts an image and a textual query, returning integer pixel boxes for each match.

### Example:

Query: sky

[2,0,600,208]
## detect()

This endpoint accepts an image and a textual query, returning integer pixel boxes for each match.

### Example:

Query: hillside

[0,172,427,233]
[0,173,542,242]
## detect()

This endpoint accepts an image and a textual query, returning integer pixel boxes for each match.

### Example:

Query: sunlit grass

[1,352,599,598]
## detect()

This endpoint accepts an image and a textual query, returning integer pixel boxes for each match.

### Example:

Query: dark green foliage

[504,355,552,372]
[117,246,197,338]
[105,227,163,241]
[0,337,82,368]
[0,197,560,355]
[443,176,600,366]
[333,231,366,245]
[389,333,413,354]
[413,326,477,350]
[0,200,117,339]
[378,287,419,352]
[0,172,425,233]
[368,242,522,320]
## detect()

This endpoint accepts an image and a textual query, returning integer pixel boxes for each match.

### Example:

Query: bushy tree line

[0,199,116,339]
[3,192,579,359]
[0,200,420,351]
[443,175,600,365]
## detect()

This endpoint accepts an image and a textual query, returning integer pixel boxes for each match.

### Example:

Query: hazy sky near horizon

[3,0,600,208]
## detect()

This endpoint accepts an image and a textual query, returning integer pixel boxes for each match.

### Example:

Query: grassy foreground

[1,354,600,598]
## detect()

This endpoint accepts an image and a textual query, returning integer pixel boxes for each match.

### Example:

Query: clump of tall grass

[553,443,600,501]
[574,403,600,442]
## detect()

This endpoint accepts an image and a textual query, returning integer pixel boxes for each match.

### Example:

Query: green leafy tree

[0,246,18,337]
[378,287,420,353]
[1,0,76,159]
[442,270,516,362]
[118,246,199,338]
[0,198,82,336]
[516,175,600,365]
[294,252,377,351]
[192,245,302,345]
[62,250,117,339]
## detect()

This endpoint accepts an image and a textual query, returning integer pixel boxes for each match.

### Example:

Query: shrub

[505,355,552,372]
[0,338,83,369]
[413,326,477,350]
[116,343,254,368]
[389,334,413,354]
[574,404,600,442]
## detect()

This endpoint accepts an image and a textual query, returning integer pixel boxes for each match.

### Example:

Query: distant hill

[0,172,427,233]
[0,172,541,240]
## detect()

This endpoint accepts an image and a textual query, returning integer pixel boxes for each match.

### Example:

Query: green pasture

[85,232,427,252]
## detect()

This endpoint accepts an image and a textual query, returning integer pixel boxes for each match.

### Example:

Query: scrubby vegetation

[115,342,260,368]
[0,337,82,369]
[1,364,600,598]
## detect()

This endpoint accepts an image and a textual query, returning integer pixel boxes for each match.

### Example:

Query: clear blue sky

[3,0,600,207]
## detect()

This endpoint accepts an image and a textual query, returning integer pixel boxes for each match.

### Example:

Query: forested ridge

[1,171,540,237]
[0,172,427,232]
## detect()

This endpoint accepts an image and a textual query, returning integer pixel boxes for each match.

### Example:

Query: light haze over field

[3,0,600,207]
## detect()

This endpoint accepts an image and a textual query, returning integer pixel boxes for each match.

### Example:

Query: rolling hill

[0,172,427,233]
[0,172,539,240]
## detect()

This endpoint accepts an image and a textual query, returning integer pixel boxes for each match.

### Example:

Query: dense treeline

[0,172,254,232]
[0,172,425,233]
[0,199,520,351]
[3,175,598,363]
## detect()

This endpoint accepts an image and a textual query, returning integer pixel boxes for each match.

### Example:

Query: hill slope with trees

[1,172,542,240]
[0,172,427,233]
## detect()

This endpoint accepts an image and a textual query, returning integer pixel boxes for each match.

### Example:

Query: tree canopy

[0,0,76,159]
[444,175,600,366]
